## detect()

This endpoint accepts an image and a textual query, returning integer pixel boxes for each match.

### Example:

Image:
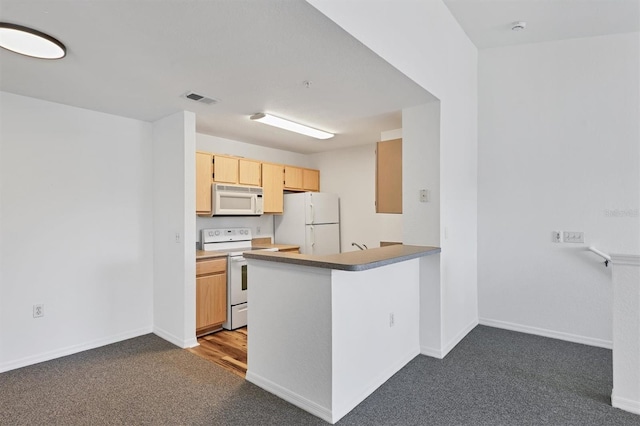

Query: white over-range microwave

[210,183,264,216]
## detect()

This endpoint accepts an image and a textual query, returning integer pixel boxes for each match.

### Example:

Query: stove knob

[208,231,213,236]
[214,230,220,236]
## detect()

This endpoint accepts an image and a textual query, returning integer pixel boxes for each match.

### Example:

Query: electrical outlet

[175,232,181,243]
[33,304,44,318]
[563,231,584,243]
[552,231,562,243]
[419,189,429,203]
[389,313,395,327]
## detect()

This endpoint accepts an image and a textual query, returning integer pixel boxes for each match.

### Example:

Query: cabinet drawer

[196,258,227,276]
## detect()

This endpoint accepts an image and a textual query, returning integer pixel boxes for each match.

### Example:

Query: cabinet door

[213,155,238,183]
[376,139,402,213]
[238,159,262,186]
[302,169,320,192]
[196,152,213,214]
[196,274,227,329]
[262,163,284,214]
[284,166,303,190]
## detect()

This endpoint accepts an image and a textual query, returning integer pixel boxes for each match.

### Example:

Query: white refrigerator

[274,192,340,255]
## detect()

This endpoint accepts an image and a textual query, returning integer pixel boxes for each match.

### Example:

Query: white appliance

[209,183,263,216]
[201,227,277,330]
[274,192,340,255]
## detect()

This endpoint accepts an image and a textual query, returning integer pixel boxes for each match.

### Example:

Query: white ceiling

[443,0,640,49]
[1,1,638,154]
[0,0,435,154]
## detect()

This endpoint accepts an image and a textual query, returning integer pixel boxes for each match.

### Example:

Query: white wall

[309,0,478,355]
[403,102,440,247]
[246,258,420,424]
[611,255,640,414]
[332,262,419,421]
[197,133,311,166]
[310,142,403,252]
[152,111,197,348]
[247,262,334,419]
[196,133,311,244]
[0,92,154,372]
[478,33,640,347]
[401,102,443,355]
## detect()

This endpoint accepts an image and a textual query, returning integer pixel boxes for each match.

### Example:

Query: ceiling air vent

[181,91,218,105]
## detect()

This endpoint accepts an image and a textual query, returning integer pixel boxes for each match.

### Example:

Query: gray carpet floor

[1,325,639,425]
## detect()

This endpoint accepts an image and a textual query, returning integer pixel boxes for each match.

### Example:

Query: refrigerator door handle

[310,225,315,249]
[310,203,314,224]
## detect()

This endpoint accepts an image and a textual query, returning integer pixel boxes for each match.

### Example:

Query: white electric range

[201,227,277,330]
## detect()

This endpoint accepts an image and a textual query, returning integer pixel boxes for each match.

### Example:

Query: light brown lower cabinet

[196,258,227,336]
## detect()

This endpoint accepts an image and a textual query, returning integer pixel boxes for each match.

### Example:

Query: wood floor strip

[187,327,248,378]
[221,356,248,370]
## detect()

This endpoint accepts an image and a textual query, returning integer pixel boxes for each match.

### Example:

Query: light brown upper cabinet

[196,150,320,214]
[212,155,238,184]
[302,168,320,192]
[212,155,261,186]
[238,159,262,186]
[376,138,402,214]
[284,166,320,192]
[284,166,304,190]
[196,151,213,215]
[261,163,284,214]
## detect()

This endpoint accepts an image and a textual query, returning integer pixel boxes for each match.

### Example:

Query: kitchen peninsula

[244,245,440,424]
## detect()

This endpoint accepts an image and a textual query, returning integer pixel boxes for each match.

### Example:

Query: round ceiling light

[0,22,66,59]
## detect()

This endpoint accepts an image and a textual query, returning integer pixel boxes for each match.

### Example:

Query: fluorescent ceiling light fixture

[250,113,334,140]
[0,22,66,59]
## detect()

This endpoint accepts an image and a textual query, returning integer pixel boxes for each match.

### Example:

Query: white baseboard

[0,326,153,373]
[421,319,478,359]
[420,345,444,359]
[247,348,419,424]
[612,391,640,415]
[333,347,420,422]
[246,371,334,424]
[479,317,612,349]
[442,319,478,357]
[152,326,198,348]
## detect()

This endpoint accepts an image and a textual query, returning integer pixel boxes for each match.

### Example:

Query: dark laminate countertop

[195,251,228,260]
[243,244,441,271]
[196,243,299,260]
[252,244,300,251]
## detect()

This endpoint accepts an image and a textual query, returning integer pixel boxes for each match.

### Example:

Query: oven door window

[242,264,247,291]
